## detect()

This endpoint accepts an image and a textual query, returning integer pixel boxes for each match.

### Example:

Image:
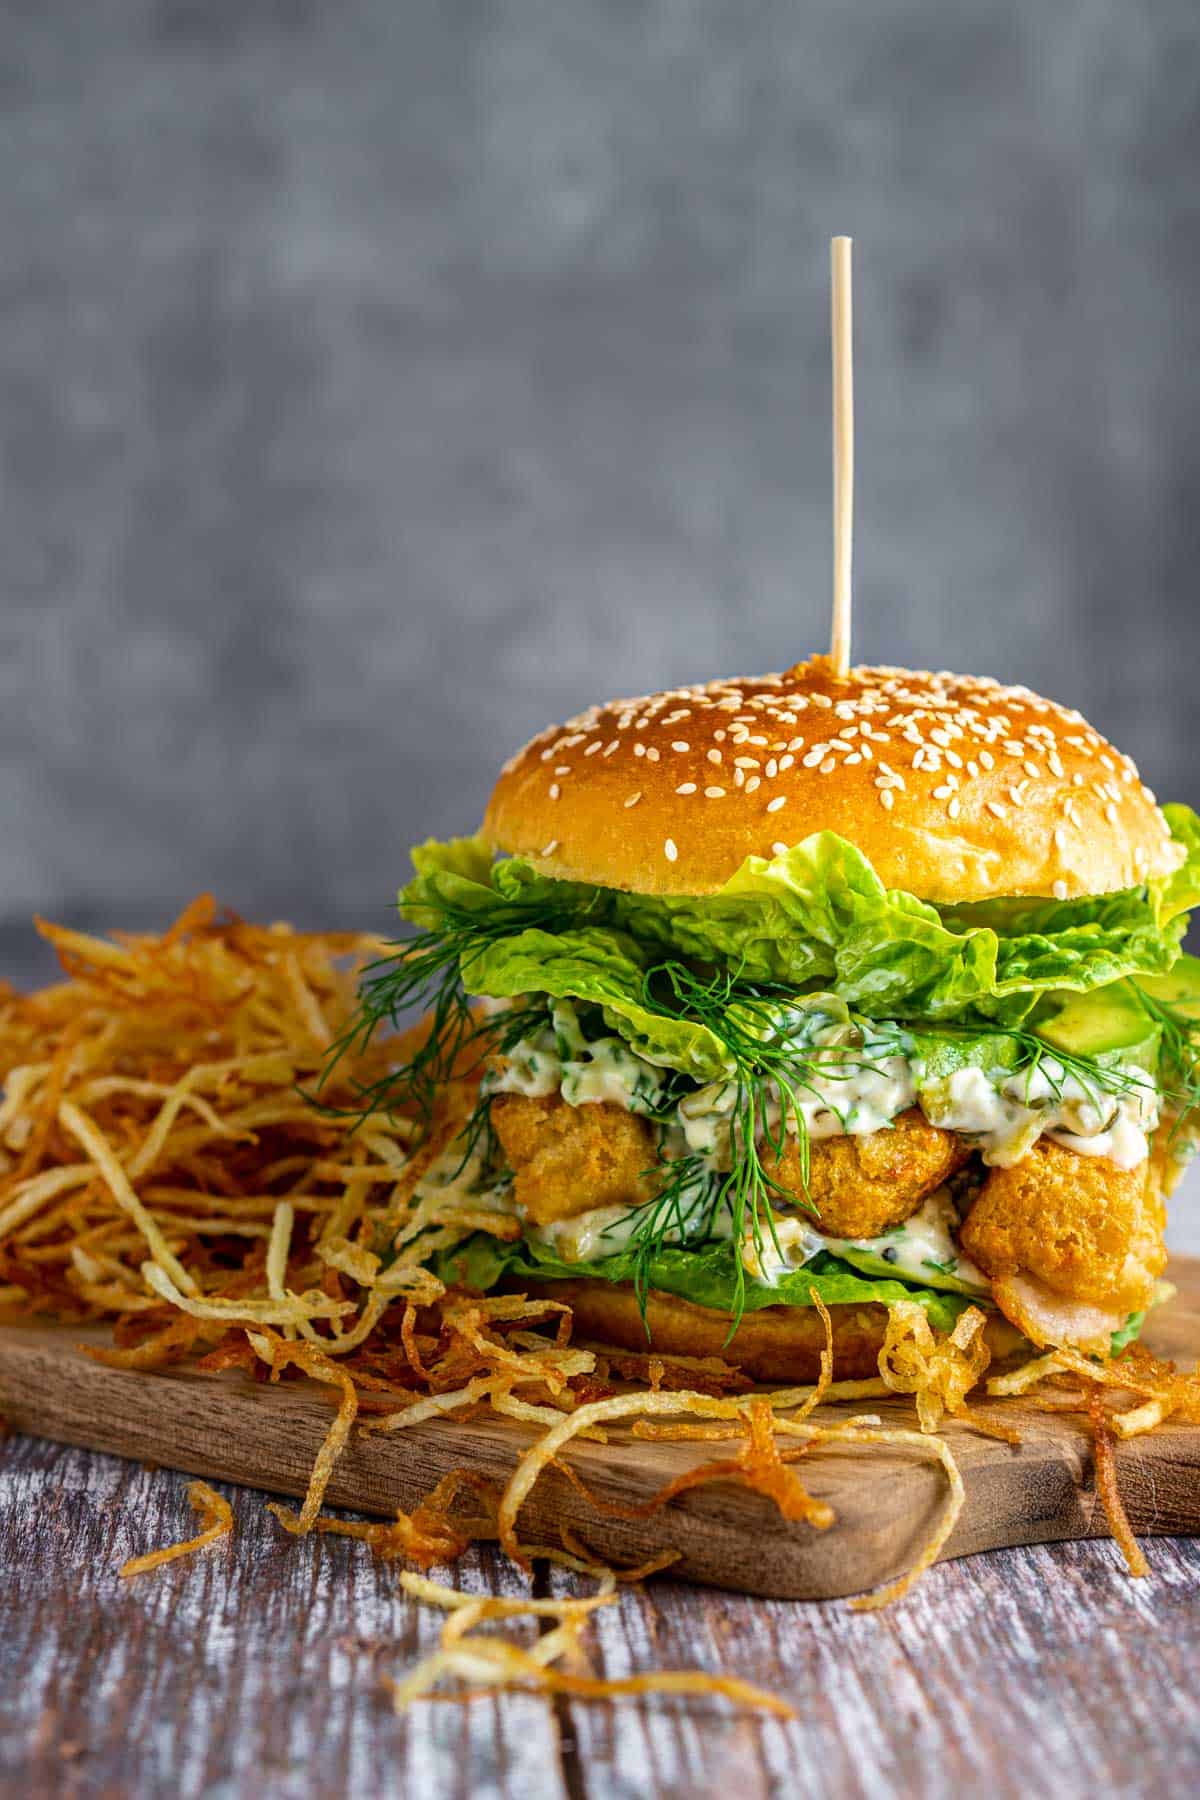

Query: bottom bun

[515,1278,1022,1381]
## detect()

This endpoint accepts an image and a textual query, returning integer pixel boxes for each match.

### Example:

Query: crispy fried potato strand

[1088,1390,1150,1578]
[120,1479,233,1578]
[986,1338,1196,1574]
[0,897,1176,1671]
[877,1301,1018,1441]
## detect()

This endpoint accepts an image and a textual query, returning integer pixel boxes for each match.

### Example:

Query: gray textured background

[2,0,1199,971]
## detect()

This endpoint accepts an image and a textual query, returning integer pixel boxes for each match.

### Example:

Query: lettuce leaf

[460,926,735,1081]
[1154,803,1200,925]
[430,1231,973,1335]
[430,1231,1147,1355]
[614,828,1193,1022]
[402,808,1200,1043]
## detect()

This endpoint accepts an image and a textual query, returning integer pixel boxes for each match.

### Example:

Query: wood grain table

[1,1423,1199,1800]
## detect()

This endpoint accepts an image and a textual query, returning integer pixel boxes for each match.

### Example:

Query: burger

[365,658,1200,1378]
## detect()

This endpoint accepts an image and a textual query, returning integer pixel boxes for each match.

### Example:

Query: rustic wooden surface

[2,1431,1200,1798]
[6,1274,1200,1600]
[5,1251,1200,1794]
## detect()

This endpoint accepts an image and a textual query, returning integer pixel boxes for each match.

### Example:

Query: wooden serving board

[3,1261,1200,1601]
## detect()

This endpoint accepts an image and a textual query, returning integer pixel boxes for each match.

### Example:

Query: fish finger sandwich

[357,657,1200,1377]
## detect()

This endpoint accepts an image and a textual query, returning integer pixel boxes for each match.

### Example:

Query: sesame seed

[986,800,1007,819]
[766,795,787,814]
[772,841,789,857]
[766,758,778,778]
[933,784,954,800]
[542,840,558,855]
[634,743,646,758]
[801,749,824,769]
[645,748,660,762]
[624,792,641,808]
[967,760,979,778]
[705,786,726,799]
[1054,827,1067,849]
[1105,801,1118,824]
[979,750,995,770]
[1023,760,1041,781]
[664,838,678,863]
[945,750,963,770]
[707,749,722,765]
[778,753,795,772]
[948,796,961,820]
[879,789,894,811]
[548,784,560,800]
[676,782,697,795]
[1052,879,1068,900]
[734,768,746,788]
[787,736,805,752]
[1047,751,1064,778]
[671,741,690,753]
[820,758,837,775]
[734,756,761,769]
[746,775,763,793]
[602,740,620,757]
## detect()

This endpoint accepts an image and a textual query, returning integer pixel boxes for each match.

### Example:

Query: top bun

[484,659,1181,905]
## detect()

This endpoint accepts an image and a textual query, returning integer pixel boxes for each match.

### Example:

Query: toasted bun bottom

[512,1277,1014,1381]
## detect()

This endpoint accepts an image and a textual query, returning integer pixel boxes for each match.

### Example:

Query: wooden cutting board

[3,1260,1200,1601]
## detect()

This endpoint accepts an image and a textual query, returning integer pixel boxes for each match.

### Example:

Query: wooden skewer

[829,236,854,678]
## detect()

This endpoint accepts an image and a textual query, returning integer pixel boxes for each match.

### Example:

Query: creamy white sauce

[533,1196,737,1264]
[740,1215,826,1285]
[920,1062,1156,1169]
[675,1048,915,1161]
[490,1002,667,1115]
[490,1000,1158,1172]
[827,1187,991,1295]
[738,1187,988,1293]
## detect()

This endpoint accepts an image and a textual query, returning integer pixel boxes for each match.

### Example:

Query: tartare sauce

[489,998,1158,1172]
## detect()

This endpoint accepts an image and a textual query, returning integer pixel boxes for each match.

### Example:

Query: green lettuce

[430,1232,1148,1355]
[460,926,735,1081]
[430,1231,973,1334]
[401,810,1200,1059]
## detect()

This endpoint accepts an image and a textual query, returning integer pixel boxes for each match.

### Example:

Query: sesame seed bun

[514,1279,1024,1380]
[484,657,1180,905]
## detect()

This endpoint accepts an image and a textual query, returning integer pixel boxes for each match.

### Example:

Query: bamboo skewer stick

[829,236,854,677]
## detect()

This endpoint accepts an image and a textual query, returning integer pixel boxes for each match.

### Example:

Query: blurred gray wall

[2,0,1199,968]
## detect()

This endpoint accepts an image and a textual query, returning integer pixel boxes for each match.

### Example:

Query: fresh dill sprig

[619,987,1158,1332]
[316,886,580,1122]
[926,1022,1152,1110]
[1131,985,1200,1143]
[623,962,854,1329]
